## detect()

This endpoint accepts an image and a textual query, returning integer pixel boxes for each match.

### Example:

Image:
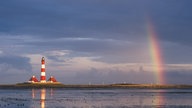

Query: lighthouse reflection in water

[28,88,192,108]
[31,89,47,108]
[40,89,46,108]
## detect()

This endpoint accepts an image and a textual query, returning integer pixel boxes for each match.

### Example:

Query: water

[0,88,192,108]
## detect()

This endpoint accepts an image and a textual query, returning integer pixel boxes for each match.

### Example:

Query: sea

[0,88,192,108]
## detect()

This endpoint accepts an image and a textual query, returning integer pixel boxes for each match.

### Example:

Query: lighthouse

[27,57,60,84]
[40,57,46,83]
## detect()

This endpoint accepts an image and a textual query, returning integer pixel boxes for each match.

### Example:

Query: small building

[28,75,39,83]
[47,76,57,83]
[26,57,60,84]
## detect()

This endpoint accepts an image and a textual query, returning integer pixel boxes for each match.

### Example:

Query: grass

[0,83,192,89]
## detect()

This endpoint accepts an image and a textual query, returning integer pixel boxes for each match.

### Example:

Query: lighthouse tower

[40,57,46,83]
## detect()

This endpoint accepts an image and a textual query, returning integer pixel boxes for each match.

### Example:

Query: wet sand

[1,88,192,108]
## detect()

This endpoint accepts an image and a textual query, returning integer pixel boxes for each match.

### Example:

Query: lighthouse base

[40,80,46,83]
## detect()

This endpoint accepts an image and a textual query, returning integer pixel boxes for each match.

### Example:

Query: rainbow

[147,19,165,85]
[147,18,165,106]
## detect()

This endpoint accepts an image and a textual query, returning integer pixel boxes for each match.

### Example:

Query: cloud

[165,70,192,84]
[0,55,32,71]
[0,55,32,83]
[0,0,192,44]
[22,37,151,64]
[0,0,192,84]
[0,50,3,54]
[0,0,146,40]
[72,67,155,84]
[24,51,192,84]
[162,41,192,64]
[45,50,71,62]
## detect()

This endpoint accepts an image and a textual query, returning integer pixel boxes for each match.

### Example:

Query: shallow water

[0,88,192,108]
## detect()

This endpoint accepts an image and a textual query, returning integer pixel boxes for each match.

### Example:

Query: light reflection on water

[0,88,192,108]
[40,89,46,108]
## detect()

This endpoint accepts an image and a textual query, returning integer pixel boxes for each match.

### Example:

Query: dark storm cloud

[0,0,147,40]
[0,55,32,72]
[0,0,192,42]
[1,0,191,50]
[147,1,192,45]
[25,38,130,53]
[0,0,192,83]
[0,55,32,83]
[1,0,191,64]
[23,38,150,63]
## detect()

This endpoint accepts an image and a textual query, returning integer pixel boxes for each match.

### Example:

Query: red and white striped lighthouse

[40,57,46,83]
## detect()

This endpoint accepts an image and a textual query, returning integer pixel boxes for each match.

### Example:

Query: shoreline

[0,83,192,89]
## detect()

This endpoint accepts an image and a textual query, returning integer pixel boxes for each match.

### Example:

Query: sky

[0,0,192,84]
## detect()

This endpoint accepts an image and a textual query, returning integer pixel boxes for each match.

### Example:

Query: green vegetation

[0,83,192,89]
[16,83,65,88]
